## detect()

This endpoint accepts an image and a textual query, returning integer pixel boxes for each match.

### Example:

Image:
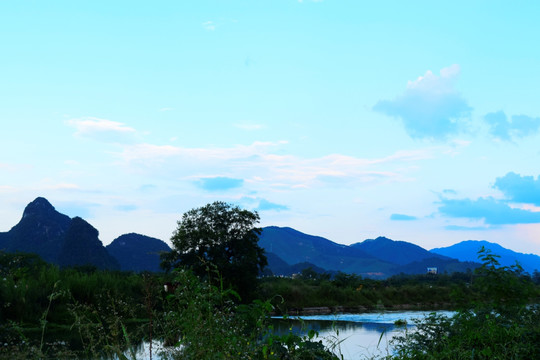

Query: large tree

[162,201,267,300]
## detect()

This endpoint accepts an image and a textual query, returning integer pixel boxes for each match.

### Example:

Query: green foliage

[69,290,143,359]
[156,268,340,360]
[162,201,267,301]
[258,273,461,311]
[391,247,540,359]
[2,245,539,359]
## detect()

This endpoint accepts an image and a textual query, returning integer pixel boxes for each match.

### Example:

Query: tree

[161,201,267,300]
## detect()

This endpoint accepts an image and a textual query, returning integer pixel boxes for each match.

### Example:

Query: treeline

[0,252,150,325]
[260,266,540,312]
[2,250,540,325]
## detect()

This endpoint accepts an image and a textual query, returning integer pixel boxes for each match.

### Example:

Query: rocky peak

[22,197,58,219]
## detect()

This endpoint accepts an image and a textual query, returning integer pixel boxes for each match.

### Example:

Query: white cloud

[0,185,16,193]
[407,64,460,93]
[374,65,471,140]
[116,141,431,190]
[233,122,265,131]
[47,183,80,191]
[118,141,286,164]
[67,117,137,143]
[202,21,216,31]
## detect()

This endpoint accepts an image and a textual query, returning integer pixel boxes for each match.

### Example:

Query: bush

[391,247,540,359]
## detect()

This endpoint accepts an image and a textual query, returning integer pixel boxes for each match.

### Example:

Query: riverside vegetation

[1,202,540,359]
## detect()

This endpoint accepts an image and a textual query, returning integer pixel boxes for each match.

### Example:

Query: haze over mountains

[1,198,539,277]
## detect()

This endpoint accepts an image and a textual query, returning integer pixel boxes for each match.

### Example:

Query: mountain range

[431,240,540,275]
[1,198,539,277]
[258,227,480,278]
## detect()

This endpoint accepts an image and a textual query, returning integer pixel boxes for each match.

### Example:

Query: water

[271,310,455,359]
[126,310,455,360]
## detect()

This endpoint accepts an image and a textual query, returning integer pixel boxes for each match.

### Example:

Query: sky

[1,1,540,254]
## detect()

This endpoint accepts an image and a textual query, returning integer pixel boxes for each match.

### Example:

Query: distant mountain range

[259,227,480,278]
[1,198,539,277]
[431,240,540,275]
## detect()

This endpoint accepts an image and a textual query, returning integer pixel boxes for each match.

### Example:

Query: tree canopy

[161,201,267,300]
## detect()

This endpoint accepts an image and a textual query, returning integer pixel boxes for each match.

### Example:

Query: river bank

[275,302,455,316]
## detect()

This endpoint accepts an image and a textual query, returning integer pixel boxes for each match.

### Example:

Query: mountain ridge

[431,240,540,274]
[0,197,167,271]
[1,198,538,276]
[259,226,480,277]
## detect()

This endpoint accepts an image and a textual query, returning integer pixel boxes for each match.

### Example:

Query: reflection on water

[130,311,455,360]
[271,311,454,360]
[31,311,452,359]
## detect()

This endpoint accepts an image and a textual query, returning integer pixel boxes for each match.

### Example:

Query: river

[271,311,455,359]
[127,310,454,360]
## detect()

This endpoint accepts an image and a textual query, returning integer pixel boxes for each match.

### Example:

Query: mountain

[0,197,116,270]
[263,252,329,277]
[259,227,482,277]
[0,197,72,263]
[352,236,479,275]
[106,233,171,272]
[431,240,540,274]
[259,227,397,277]
[58,217,120,270]
[351,236,449,265]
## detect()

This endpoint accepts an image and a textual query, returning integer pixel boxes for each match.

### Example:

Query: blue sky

[1,1,540,254]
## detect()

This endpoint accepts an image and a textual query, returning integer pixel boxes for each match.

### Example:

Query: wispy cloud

[438,196,540,225]
[115,204,137,212]
[484,111,540,142]
[202,21,216,31]
[196,177,244,192]
[374,64,472,140]
[239,196,289,212]
[44,183,80,191]
[118,141,285,163]
[256,199,289,212]
[0,185,16,193]
[390,213,418,221]
[117,141,431,191]
[67,117,137,143]
[233,122,265,131]
[56,200,101,219]
[445,225,490,231]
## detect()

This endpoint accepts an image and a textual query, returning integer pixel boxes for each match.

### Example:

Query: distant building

[427,267,438,274]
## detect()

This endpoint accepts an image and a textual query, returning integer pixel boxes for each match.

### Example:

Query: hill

[59,216,119,270]
[431,240,540,274]
[259,227,481,277]
[260,227,398,278]
[106,233,171,272]
[0,197,162,271]
[351,236,479,275]
[351,236,449,265]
